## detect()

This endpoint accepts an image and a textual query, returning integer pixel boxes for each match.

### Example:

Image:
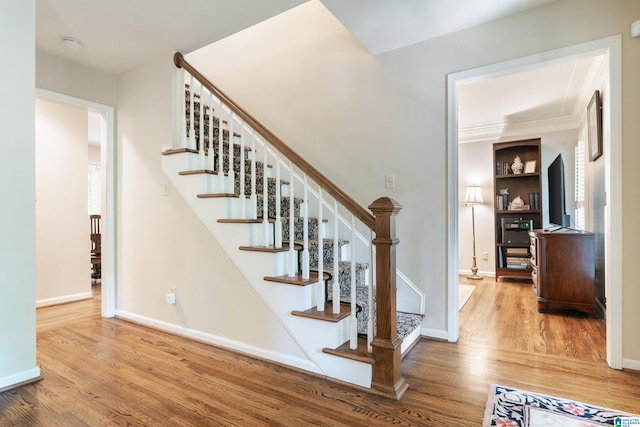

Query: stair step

[162,148,198,155]
[238,245,292,253]
[197,193,239,198]
[292,302,352,323]
[322,337,375,365]
[265,271,329,286]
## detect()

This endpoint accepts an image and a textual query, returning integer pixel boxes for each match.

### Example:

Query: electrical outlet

[385,174,395,189]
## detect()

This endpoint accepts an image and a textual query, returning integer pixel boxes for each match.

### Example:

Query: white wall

[0,0,40,390]
[184,0,640,355]
[35,98,92,305]
[36,50,116,107]
[115,52,307,360]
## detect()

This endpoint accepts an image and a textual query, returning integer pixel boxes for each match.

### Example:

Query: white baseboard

[115,310,322,375]
[420,327,449,341]
[622,358,640,372]
[0,367,41,391]
[458,269,495,278]
[36,292,93,308]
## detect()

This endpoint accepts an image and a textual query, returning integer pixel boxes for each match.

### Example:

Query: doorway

[36,88,116,318]
[446,36,622,369]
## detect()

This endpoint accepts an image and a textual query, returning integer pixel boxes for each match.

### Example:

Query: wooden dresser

[529,228,596,316]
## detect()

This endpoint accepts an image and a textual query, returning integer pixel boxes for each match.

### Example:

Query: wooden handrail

[174,52,375,230]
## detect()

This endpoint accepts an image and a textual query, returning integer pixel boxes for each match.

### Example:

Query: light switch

[385,174,395,189]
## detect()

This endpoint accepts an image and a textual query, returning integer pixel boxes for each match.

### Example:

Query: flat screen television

[547,154,571,228]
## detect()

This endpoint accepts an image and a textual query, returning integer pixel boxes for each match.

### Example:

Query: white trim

[36,292,93,308]
[447,72,460,343]
[35,88,116,319]
[115,310,322,375]
[447,35,622,367]
[0,368,41,390]
[622,358,640,372]
[421,327,448,341]
[605,35,623,369]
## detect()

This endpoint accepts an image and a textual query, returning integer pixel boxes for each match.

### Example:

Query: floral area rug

[483,384,640,426]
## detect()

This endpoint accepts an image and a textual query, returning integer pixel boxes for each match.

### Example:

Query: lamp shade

[463,185,484,205]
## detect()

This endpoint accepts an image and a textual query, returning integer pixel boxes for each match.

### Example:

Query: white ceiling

[38,0,593,144]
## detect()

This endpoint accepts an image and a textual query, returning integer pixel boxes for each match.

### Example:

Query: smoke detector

[61,37,83,50]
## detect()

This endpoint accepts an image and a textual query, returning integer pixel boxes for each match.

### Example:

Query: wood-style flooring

[1,281,638,426]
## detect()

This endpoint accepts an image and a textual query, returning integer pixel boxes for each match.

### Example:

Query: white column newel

[262,138,269,247]
[316,188,324,311]
[274,152,282,248]
[302,174,310,280]
[188,75,195,150]
[250,129,257,219]
[332,199,340,314]
[218,101,224,191]
[288,161,296,277]
[227,112,235,194]
[239,121,246,218]
[350,214,357,350]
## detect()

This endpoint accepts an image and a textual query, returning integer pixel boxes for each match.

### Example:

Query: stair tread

[264,271,326,286]
[238,245,291,253]
[197,193,239,198]
[292,302,352,323]
[322,337,375,365]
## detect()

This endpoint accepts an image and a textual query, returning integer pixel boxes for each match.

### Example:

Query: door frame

[446,35,622,369]
[36,88,116,318]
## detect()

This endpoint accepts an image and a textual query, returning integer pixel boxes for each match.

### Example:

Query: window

[574,139,585,230]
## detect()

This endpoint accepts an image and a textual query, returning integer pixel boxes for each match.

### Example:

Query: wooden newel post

[368,197,408,400]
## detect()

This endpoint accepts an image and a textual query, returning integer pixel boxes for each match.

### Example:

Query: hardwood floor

[1,282,638,426]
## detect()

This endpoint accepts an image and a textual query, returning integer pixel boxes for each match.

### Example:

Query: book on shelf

[506,247,529,255]
[496,194,509,210]
[527,191,541,210]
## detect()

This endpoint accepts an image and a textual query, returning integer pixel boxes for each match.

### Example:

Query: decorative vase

[512,156,524,174]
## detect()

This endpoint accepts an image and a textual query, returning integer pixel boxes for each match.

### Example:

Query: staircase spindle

[350,214,357,350]
[302,174,310,280]
[274,152,282,248]
[217,101,224,190]
[188,75,195,150]
[367,229,374,352]
[316,188,324,311]
[227,112,235,194]
[332,199,340,314]
[250,129,257,219]
[288,161,296,277]
[239,121,246,218]
[262,138,269,246]
[208,92,215,171]
[198,85,205,169]
[179,70,187,148]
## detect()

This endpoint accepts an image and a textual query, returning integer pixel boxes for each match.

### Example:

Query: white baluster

[350,214,357,350]
[316,188,324,311]
[262,138,269,246]
[332,199,340,314]
[188,75,195,150]
[227,111,235,194]
[198,84,205,169]
[288,161,296,277]
[274,152,282,248]
[302,174,310,280]
[367,229,374,353]
[179,69,187,149]
[208,91,215,171]
[239,121,246,218]
[218,102,224,192]
[250,129,257,219]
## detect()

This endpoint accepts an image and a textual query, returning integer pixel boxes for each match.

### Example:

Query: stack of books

[496,161,512,175]
[505,247,532,270]
[528,192,541,210]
